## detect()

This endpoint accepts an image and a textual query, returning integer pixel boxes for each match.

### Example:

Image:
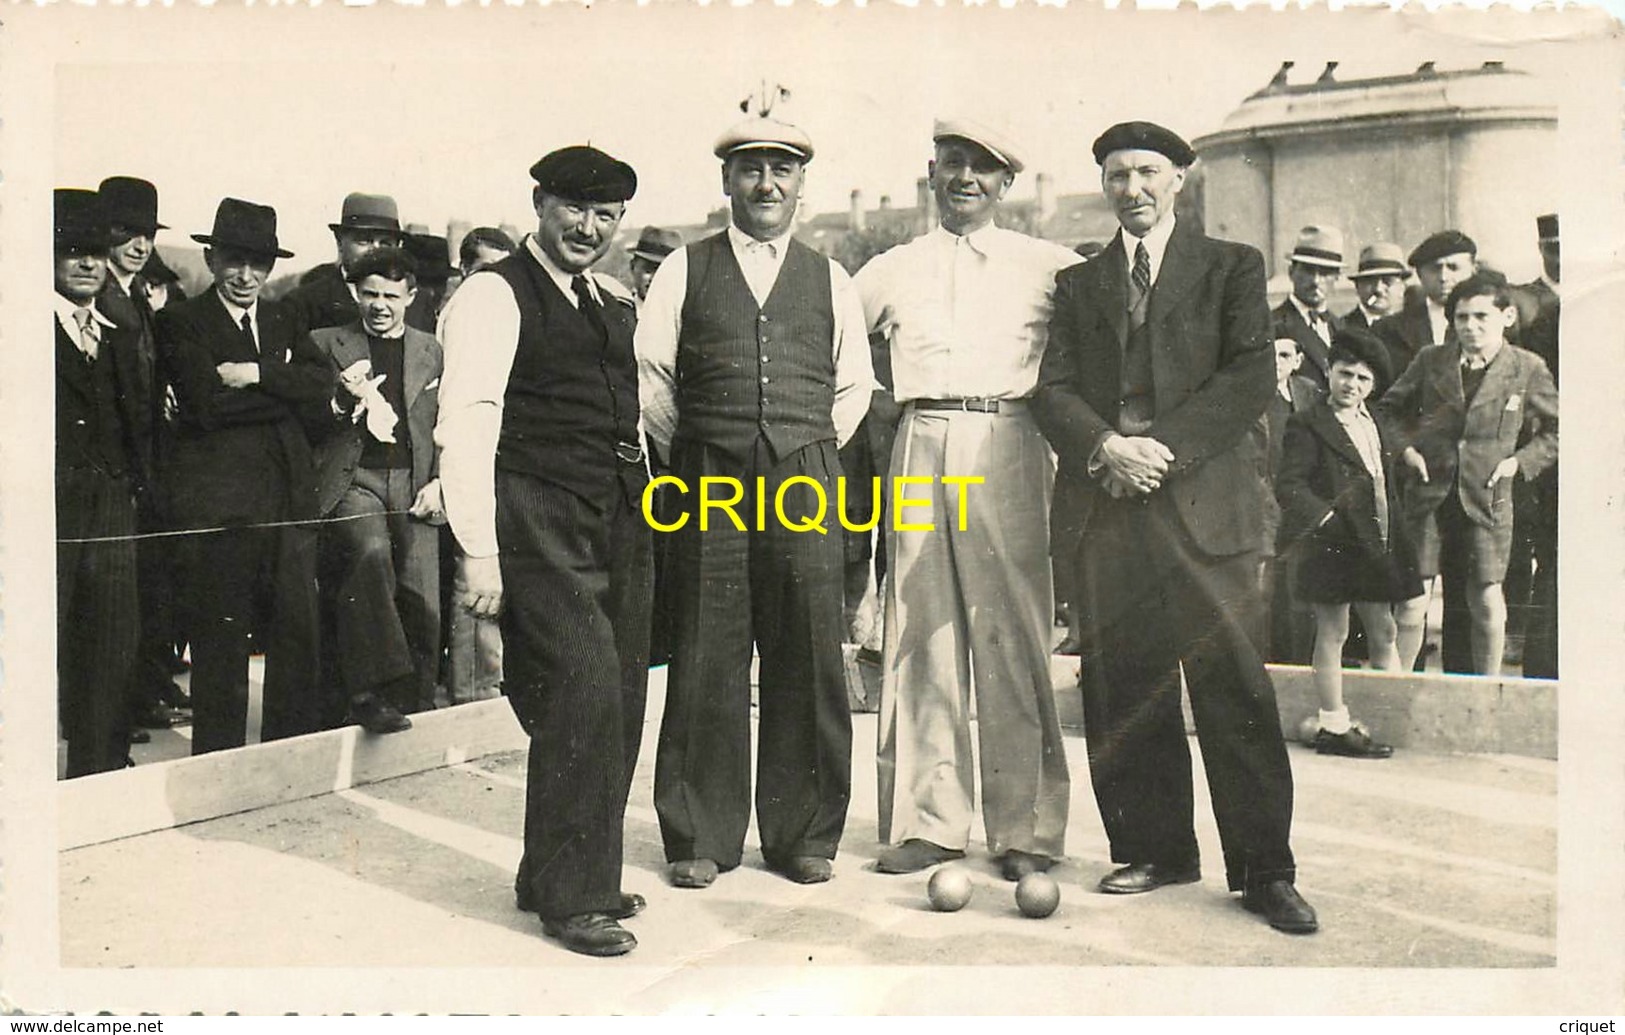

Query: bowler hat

[1351,243,1410,280]
[55,188,111,254]
[530,146,638,204]
[1536,213,1558,242]
[1091,121,1196,167]
[932,117,1025,173]
[142,248,182,286]
[97,176,167,234]
[1329,326,1392,393]
[1407,230,1476,268]
[629,226,683,264]
[190,197,294,259]
[402,233,458,282]
[1287,226,1345,270]
[328,192,402,236]
[713,116,815,163]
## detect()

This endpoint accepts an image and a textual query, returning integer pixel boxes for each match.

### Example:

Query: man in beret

[435,144,651,957]
[54,188,151,777]
[1343,243,1411,331]
[1373,230,1477,384]
[1271,226,1345,393]
[95,176,189,740]
[1032,121,1316,933]
[156,198,331,755]
[288,192,404,332]
[636,113,873,890]
[855,117,1079,879]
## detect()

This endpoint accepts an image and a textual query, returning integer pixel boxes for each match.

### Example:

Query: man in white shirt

[635,112,873,890]
[855,117,1078,879]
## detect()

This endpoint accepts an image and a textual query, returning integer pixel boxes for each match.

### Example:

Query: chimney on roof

[917,176,936,233]
[1416,61,1438,76]
[850,189,866,233]
[879,195,892,211]
[1482,60,1506,72]
[1267,60,1294,89]
[1317,61,1339,84]
[1036,172,1056,226]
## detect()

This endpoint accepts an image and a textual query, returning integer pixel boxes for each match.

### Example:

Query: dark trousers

[1077,491,1295,892]
[499,470,652,921]
[1523,474,1558,679]
[58,469,139,778]
[654,436,852,867]
[125,505,181,721]
[1435,493,1477,675]
[180,521,319,755]
[318,467,440,717]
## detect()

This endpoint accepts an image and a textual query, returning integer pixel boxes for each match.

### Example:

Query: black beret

[1407,230,1477,268]
[1091,121,1196,167]
[529,145,637,204]
[1329,326,1392,393]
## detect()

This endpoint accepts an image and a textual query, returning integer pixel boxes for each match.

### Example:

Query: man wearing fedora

[636,111,872,891]
[436,145,651,957]
[54,188,151,778]
[95,175,189,739]
[1032,121,1315,933]
[1373,230,1477,384]
[289,192,404,333]
[627,226,682,304]
[1271,226,1346,394]
[855,117,1078,880]
[156,198,333,755]
[404,232,459,334]
[1344,243,1411,331]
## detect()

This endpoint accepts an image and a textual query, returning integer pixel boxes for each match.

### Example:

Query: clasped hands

[1098,434,1175,499]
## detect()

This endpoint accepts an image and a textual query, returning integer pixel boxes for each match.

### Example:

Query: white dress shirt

[854,222,1080,402]
[1332,402,1388,540]
[634,225,874,458]
[433,235,631,559]
[216,292,263,352]
[1117,211,1178,289]
[1288,293,1333,346]
[1425,297,1449,347]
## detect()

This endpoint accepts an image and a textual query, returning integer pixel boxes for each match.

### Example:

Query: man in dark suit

[95,176,187,739]
[1372,230,1476,385]
[287,192,403,332]
[1263,336,1323,664]
[436,146,651,957]
[1343,243,1410,332]
[54,188,150,778]
[157,198,333,755]
[309,248,444,733]
[1270,225,1345,392]
[402,232,457,334]
[1032,121,1315,934]
[1510,214,1559,340]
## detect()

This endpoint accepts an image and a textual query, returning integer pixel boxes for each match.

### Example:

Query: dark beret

[1329,326,1392,393]
[1407,230,1477,268]
[1091,121,1196,167]
[529,145,637,204]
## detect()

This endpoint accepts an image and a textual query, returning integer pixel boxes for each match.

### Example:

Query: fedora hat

[55,188,111,254]
[1351,243,1410,280]
[629,226,683,264]
[327,192,402,235]
[97,176,167,234]
[403,232,459,282]
[1287,226,1345,270]
[190,198,294,259]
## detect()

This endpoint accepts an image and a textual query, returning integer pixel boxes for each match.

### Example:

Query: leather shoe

[876,838,965,874]
[128,728,152,745]
[998,849,1055,882]
[1097,861,1201,895]
[669,858,720,888]
[517,886,645,921]
[1242,880,1319,934]
[132,703,175,730]
[539,912,636,957]
[347,696,412,735]
[1052,634,1082,656]
[768,855,833,884]
[1314,726,1393,759]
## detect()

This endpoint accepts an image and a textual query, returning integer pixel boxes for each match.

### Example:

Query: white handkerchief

[1506,394,1522,411]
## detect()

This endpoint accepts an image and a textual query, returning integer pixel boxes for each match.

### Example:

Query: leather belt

[911,398,1008,413]
[614,440,645,465]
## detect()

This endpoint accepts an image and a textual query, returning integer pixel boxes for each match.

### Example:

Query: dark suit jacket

[157,290,336,528]
[1033,220,1275,559]
[1510,279,1558,339]
[1375,341,1558,530]
[1271,298,1338,391]
[56,316,153,502]
[1342,305,1375,331]
[287,263,359,333]
[1277,401,1403,554]
[308,322,443,517]
[1372,299,1452,387]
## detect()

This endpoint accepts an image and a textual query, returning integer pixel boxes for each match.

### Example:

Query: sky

[46,1,1595,274]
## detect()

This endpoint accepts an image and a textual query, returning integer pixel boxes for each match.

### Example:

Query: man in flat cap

[1343,243,1411,331]
[636,112,873,890]
[1373,230,1477,384]
[54,188,152,777]
[855,117,1079,879]
[435,144,651,957]
[1032,121,1316,933]
[288,192,404,332]
[156,198,332,755]
[1271,225,1345,394]
[95,176,189,740]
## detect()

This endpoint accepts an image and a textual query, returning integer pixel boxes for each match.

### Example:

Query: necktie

[72,306,99,360]
[1311,311,1330,345]
[1129,241,1151,330]
[572,275,607,339]
[240,312,258,354]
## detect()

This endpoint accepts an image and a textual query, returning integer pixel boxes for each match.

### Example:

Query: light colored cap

[713,116,814,163]
[932,117,1025,173]
[1287,225,1345,269]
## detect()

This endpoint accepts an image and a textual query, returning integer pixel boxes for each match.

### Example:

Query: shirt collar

[935,220,1004,258]
[1539,272,1560,295]
[525,234,599,306]
[727,223,790,257]
[1118,212,1176,280]
[1461,340,1505,370]
[1289,293,1328,323]
[1358,302,1385,324]
[215,290,259,328]
[53,293,118,333]
[111,267,137,295]
[1331,401,1374,425]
